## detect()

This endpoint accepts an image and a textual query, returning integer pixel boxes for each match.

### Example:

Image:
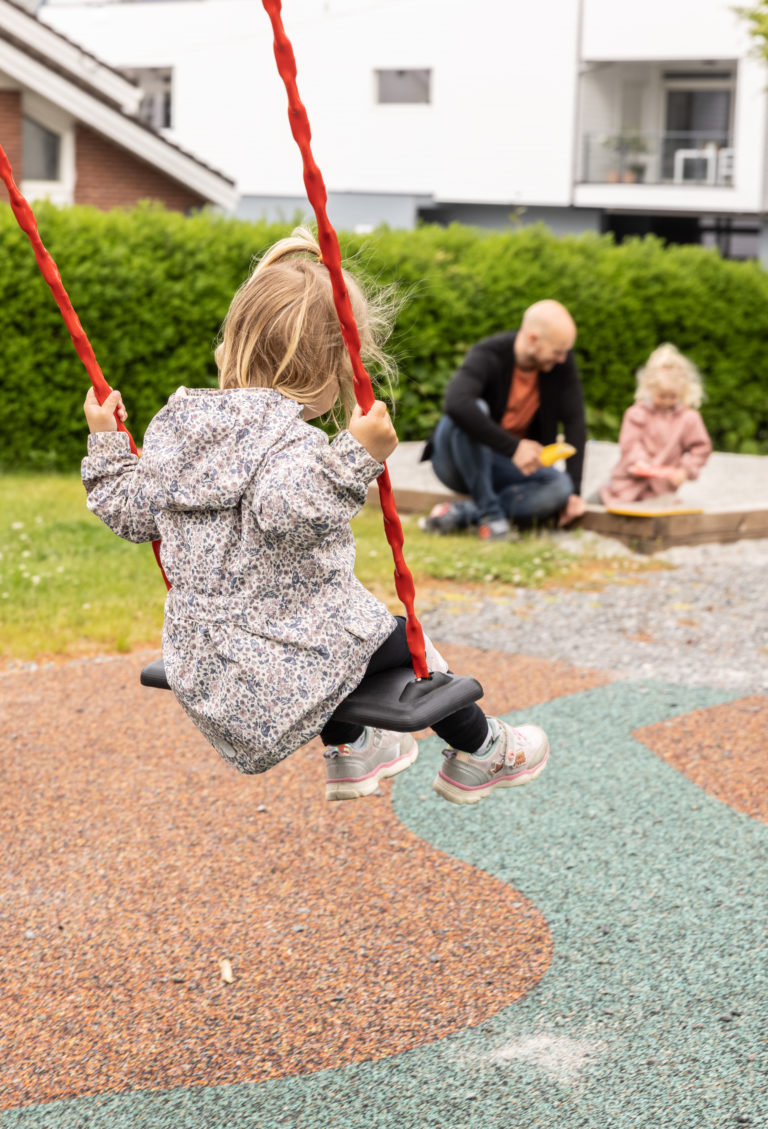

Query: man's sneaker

[418,502,464,534]
[432,720,549,805]
[325,728,418,801]
[478,516,514,541]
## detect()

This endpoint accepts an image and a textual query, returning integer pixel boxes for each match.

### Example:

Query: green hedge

[1,201,767,470]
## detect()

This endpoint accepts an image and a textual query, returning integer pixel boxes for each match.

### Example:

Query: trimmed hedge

[1,201,767,470]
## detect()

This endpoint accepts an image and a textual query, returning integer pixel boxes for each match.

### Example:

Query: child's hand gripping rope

[84,388,128,434]
[348,401,398,464]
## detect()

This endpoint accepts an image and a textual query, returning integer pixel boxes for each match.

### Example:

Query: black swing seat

[140,658,482,731]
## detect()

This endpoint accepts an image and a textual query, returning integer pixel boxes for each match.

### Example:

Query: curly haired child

[599,343,712,508]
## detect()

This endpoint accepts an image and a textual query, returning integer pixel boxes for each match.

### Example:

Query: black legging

[320,617,488,752]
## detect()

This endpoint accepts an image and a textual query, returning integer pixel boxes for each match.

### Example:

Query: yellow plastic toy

[539,442,576,467]
[606,503,703,517]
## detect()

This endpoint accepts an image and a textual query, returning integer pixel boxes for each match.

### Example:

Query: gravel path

[421,534,768,698]
[4,535,767,1129]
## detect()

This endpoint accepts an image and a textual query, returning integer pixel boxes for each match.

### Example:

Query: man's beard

[517,349,539,372]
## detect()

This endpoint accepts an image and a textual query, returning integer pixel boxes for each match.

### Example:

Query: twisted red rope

[0,144,170,585]
[1,28,429,675]
[0,147,131,443]
[261,0,429,678]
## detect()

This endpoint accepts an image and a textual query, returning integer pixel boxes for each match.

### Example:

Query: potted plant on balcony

[603,132,650,183]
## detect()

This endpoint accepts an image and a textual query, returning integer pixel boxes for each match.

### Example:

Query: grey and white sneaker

[325,728,418,801]
[478,516,515,541]
[418,502,465,534]
[432,719,549,805]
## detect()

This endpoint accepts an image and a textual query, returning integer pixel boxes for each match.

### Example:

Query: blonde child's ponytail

[254,226,323,270]
[216,226,397,423]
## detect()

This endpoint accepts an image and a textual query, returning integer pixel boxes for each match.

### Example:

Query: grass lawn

[0,474,658,665]
[0,474,166,662]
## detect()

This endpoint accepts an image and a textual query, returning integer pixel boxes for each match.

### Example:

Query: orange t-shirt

[501,368,540,435]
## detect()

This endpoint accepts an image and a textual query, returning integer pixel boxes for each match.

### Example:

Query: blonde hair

[216,226,396,422]
[635,343,704,409]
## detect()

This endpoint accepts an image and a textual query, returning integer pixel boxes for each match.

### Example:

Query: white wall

[582,0,750,59]
[39,0,768,222]
[42,0,581,207]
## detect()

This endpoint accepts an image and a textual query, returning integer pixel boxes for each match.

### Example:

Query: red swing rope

[262,0,429,678]
[0,145,170,586]
[1,8,429,676]
[0,150,123,424]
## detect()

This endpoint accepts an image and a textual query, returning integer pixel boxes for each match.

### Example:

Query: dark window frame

[375,68,431,105]
[22,116,62,181]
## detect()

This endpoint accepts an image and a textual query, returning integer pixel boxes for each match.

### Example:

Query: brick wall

[74,124,208,212]
[0,90,23,177]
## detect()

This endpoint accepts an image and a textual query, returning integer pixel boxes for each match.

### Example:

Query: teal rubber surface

[4,680,766,1129]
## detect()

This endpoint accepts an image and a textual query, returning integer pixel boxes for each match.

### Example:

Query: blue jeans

[430,414,573,525]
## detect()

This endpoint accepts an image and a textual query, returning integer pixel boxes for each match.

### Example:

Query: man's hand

[558,493,587,526]
[512,438,542,475]
[349,401,398,463]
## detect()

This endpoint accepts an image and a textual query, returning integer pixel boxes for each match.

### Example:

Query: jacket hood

[141,387,303,511]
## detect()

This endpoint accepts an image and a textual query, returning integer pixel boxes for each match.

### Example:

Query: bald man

[420,301,587,539]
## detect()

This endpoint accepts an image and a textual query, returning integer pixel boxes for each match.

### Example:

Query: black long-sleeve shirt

[428,330,586,495]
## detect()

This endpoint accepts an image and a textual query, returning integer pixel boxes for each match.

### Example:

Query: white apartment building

[37,0,768,262]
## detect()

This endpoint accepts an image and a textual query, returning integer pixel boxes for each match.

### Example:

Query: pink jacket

[600,401,712,505]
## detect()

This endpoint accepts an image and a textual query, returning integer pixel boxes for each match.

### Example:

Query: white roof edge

[1,0,141,112]
[0,39,238,209]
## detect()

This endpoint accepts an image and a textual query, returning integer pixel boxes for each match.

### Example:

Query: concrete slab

[371,439,768,552]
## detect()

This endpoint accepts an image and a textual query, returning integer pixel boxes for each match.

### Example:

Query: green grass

[353,507,661,613]
[0,474,656,664]
[0,474,166,661]
[353,508,592,595]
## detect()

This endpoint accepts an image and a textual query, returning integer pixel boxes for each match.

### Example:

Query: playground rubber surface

[2,644,766,1128]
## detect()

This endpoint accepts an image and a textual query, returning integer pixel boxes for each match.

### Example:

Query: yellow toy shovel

[539,442,576,467]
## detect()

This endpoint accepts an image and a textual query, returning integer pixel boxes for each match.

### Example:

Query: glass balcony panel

[580,131,734,187]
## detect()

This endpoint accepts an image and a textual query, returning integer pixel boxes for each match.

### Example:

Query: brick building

[0,0,236,212]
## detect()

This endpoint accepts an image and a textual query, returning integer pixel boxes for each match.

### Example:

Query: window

[121,67,173,130]
[376,69,431,105]
[664,72,733,139]
[22,117,61,181]
[662,71,734,182]
[666,88,732,145]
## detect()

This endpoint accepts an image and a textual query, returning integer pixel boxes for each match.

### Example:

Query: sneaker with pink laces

[432,719,549,805]
[418,502,464,534]
[324,728,418,801]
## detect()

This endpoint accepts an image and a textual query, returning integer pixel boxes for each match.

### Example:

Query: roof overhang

[0,0,238,210]
[1,0,140,110]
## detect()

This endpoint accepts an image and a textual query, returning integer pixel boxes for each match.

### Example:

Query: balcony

[581,131,734,187]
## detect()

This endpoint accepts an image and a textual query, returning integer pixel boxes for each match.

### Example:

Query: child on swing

[82,227,549,805]
[598,343,712,508]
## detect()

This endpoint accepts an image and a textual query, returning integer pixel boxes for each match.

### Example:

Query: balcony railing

[581,131,734,187]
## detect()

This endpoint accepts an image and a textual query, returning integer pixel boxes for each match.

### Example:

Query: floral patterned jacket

[82,387,396,773]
